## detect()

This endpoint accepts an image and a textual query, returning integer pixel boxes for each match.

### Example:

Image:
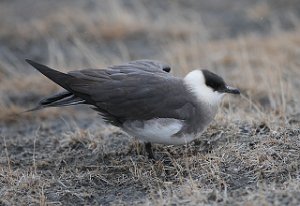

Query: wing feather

[66,64,196,123]
[27,59,195,125]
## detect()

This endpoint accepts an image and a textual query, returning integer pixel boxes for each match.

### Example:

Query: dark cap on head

[202,69,240,94]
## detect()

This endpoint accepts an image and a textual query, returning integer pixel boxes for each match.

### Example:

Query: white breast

[122,118,197,145]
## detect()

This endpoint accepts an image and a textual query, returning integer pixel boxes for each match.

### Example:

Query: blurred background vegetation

[1,0,299,118]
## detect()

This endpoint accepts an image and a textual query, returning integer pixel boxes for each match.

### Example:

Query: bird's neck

[184,70,224,108]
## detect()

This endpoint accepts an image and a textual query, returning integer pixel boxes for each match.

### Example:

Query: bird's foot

[144,142,155,160]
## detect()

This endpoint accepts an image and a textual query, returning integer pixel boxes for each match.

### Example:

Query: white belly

[122,118,197,145]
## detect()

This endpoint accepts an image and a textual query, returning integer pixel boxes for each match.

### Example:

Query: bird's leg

[144,142,154,159]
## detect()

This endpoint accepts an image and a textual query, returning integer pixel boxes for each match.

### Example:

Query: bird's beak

[223,85,240,94]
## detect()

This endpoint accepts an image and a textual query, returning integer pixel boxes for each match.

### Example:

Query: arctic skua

[26,59,240,159]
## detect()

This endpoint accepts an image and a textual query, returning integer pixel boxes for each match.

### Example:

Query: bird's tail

[26,91,86,112]
[26,59,73,91]
[25,59,86,111]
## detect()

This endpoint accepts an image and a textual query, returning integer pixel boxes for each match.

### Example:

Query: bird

[26,59,240,159]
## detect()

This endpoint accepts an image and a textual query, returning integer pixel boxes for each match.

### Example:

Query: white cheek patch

[184,70,224,107]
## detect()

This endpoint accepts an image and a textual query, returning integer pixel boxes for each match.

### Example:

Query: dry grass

[0,0,300,205]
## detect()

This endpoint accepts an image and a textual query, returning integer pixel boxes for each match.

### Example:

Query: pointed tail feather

[25,91,86,112]
[25,59,88,112]
[24,105,44,112]
[26,59,73,91]
[40,93,85,107]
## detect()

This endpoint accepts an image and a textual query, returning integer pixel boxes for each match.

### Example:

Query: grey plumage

[26,58,240,160]
[26,59,210,135]
[27,91,85,112]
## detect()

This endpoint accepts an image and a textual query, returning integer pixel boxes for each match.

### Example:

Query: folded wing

[27,59,196,126]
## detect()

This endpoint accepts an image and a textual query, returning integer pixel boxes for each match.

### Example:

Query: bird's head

[184,69,240,107]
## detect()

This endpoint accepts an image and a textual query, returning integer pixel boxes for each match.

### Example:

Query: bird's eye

[163,66,171,73]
